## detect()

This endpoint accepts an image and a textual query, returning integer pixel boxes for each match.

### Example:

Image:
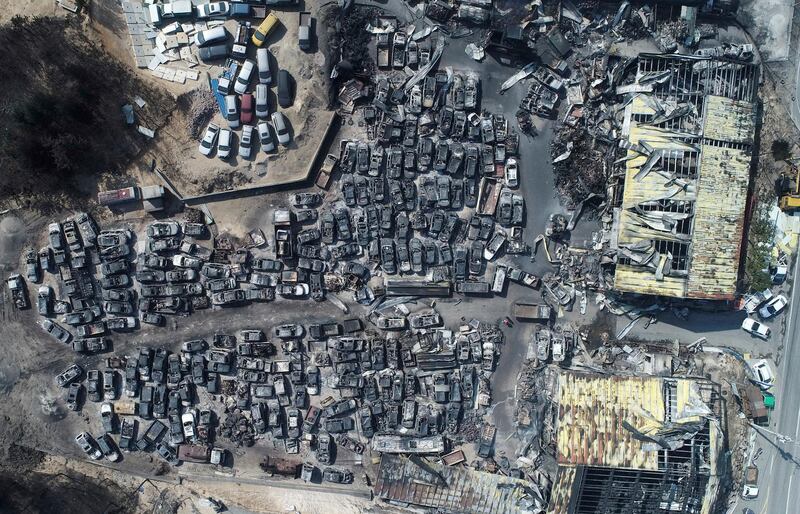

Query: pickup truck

[742,465,759,498]
[298,12,312,51]
[6,274,28,309]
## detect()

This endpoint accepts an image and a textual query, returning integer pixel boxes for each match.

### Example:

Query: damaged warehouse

[611,54,759,300]
[547,373,722,514]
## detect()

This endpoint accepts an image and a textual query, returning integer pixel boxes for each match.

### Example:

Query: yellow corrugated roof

[703,96,755,144]
[556,373,664,469]
[614,93,754,299]
[686,143,750,299]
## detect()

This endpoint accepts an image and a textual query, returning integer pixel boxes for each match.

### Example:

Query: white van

[255,84,269,119]
[224,95,240,129]
[194,26,228,47]
[256,48,272,85]
[162,0,193,18]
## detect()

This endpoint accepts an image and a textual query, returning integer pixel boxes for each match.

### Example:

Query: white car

[75,432,102,460]
[224,95,239,129]
[505,157,518,188]
[234,59,255,95]
[239,125,254,159]
[196,1,229,18]
[258,121,275,152]
[758,294,787,319]
[182,411,196,439]
[751,359,775,386]
[741,318,770,339]
[217,129,233,160]
[271,112,291,146]
[198,122,220,156]
[173,254,203,269]
[255,84,269,118]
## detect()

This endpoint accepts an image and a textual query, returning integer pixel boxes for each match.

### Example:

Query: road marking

[787,473,795,514]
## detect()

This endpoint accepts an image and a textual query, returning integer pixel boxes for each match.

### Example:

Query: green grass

[745,203,775,293]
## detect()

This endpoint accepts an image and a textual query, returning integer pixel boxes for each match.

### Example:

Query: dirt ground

[0,445,376,514]
[96,1,333,198]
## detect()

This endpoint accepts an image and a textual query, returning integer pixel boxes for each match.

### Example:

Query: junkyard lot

[0,10,783,496]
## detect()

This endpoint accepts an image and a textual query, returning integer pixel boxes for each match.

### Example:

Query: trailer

[376,32,391,69]
[98,187,139,206]
[456,281,490,295]
[178,444,211,463]
[298,12,313,51]
[477,178,501,216]
[491,265,507,294]
[392,32,406,69]
[513,300,552,323]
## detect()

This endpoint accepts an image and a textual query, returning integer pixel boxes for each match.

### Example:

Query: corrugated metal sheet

[375,454,539,514]
[546,467,576,514]
[686,142,750,299]
[703,96,755,144]
[555,374,664,469]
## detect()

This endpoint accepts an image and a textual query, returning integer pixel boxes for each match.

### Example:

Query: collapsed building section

[612,54,758,300]
[376,453,543,513]
[547,373,722,514]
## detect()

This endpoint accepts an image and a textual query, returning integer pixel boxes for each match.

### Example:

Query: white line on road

[787,472,795,514]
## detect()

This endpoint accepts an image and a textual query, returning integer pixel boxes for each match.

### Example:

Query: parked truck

[742,465,759,498]
[298,12,313,51]
[513,300,552,323]
[316,154,338,190]
[273,209,294,260]
[6,274,28,309]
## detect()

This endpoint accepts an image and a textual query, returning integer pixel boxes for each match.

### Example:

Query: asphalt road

[741,251,800,514]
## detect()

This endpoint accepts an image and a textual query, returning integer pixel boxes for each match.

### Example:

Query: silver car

[271,112,291,146]
[239,125,254,160]
[258,121,275,152]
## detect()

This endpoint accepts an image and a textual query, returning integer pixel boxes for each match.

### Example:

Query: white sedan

[751,359,775,387]
[173,254,203,269]
[505,157,518,188]
[758,294,788,319]
[198,122,220,156]
[741,318,770,339]
[217,128,233,160]
[196,1,229,18]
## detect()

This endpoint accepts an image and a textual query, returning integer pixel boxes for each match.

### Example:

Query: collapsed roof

[612,54,758,300]
[548,372,723,514]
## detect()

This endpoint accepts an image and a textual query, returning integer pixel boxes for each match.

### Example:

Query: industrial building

[612,53,759,300]
[547,372,723,514]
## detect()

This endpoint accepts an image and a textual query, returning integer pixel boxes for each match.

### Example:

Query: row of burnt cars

[62,311,502,474]
[321,65,529,293]
[26,210,360,350]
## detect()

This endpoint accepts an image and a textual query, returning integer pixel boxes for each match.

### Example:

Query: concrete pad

[738,0,793,61]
